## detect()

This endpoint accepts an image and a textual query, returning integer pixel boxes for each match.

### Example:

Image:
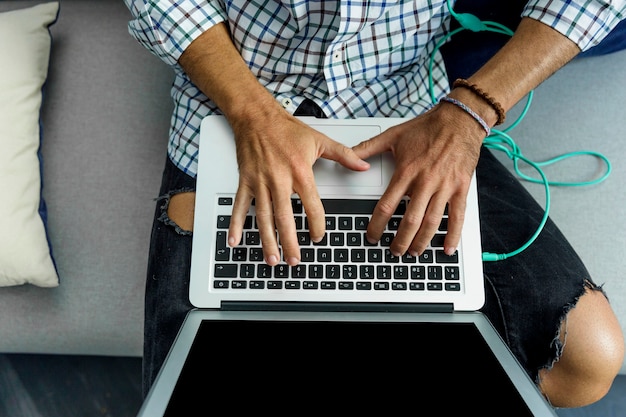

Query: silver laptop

[189,115,485,311]
[136,116,556,416]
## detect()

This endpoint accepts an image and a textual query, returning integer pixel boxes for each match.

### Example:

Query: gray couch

[0,0,624,400]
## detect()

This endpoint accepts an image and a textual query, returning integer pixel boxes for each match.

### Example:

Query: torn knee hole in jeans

[157,189,196,235]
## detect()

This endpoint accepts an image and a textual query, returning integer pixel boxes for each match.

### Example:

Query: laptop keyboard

[213,198,462,292]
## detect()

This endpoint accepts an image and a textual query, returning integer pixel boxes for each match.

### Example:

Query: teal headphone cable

[427,0,612,262]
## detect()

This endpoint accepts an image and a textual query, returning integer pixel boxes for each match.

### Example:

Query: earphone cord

[427,0,612,262]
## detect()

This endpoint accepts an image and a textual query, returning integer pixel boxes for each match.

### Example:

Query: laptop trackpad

[313,155,384,187]
[311,123,385,188]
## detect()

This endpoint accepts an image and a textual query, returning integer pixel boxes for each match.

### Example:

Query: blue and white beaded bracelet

[439,96,491,136]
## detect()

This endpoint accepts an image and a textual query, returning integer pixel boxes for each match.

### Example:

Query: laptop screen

[163,319,535,416]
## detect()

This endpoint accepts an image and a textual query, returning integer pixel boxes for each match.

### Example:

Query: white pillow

[0,2,60,287]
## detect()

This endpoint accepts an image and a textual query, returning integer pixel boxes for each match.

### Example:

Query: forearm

[177,22,283,124]
[449,17,581,127]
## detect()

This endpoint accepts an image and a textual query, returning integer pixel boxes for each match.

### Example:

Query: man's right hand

[227,109,370,267]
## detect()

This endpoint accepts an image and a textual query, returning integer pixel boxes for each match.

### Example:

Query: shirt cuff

[127,0,226,66]
[523,0,625,52]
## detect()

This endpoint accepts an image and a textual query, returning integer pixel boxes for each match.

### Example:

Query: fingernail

[287,257,299,266]
[266,255,278,265]
[228,236,238,247]
[445,247,457,256]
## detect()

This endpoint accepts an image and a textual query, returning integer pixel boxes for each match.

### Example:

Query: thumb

[351,134,390,160]
[322,140,371,172]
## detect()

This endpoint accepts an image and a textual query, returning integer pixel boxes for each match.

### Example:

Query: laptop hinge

[221,301,454,313]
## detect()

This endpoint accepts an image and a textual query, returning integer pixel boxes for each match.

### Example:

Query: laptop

[188,115,485,311]
[136,115,557,416]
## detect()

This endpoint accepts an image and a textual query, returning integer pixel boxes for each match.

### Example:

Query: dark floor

[0,353,624,417]
[0,354,142,417]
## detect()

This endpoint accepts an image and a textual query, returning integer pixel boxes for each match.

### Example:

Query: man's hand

[352,103,484,257]
[228,111,370,267]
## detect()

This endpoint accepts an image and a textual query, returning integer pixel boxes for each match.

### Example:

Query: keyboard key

[360,265,375,279]
[214,280,229,289]
[240,264,255,278]
[436,250,458,263]
[393,266,408,279]
[342,265,358,279]
[445,266,460,280]
[411,266,426,280]
[292,265,307,278]
[249,281,265,289]
[303,281,318,289]
[347,233,361,246]
[334,248,349,262]
[326,265,341,279]
[250,248,264,262]
[257,264,272,278]
[321,281,336,290]
[267,281,283,289]
[216,215,231,229]
[317,249,332,262]
[357,282,372,290]
[215,264,237,277]
[330,233,344,246]
[232,280,247,289]
[355,217,369,230]
[351,249,366,263]
[338,217,352,230]
[368,249,383,263]
[377,265,392,279]
[339,282,354,290]
[428,266,442,280]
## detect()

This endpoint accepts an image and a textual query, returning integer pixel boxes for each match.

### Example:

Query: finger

[254,188,281,266]
[406,193,449,257]
[297,179,326,243]
[322,140,370,172]
[367,179,407,244]
[228,185,253,247]
[271,190,300,266]
[443,192,467,256]
[351,130,393,160]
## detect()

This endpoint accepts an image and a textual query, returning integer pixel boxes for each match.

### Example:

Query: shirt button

[281,98,292,108]
[332,49,343,62]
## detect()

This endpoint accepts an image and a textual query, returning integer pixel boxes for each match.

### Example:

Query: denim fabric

[143,158,195,396]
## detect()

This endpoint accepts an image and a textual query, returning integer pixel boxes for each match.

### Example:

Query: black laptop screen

[164,320,535,416]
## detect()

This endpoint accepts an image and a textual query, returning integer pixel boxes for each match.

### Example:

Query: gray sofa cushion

[0,0,172,356]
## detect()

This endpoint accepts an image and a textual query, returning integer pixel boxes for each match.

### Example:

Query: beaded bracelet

[439,96,491,136]
[452,78,506,125]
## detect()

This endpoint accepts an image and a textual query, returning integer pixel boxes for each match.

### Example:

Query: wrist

[447,86,500,129]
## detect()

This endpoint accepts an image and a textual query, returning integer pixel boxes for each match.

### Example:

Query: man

[125,0,625,407]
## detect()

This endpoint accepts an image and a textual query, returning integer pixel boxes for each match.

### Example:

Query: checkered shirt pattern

[125,0,625,177]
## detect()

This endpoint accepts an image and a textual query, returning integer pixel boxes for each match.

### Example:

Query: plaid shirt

[125,0,624,176]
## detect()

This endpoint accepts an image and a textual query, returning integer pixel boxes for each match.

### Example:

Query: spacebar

[321,199,378,214]
[322,198,406,215]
